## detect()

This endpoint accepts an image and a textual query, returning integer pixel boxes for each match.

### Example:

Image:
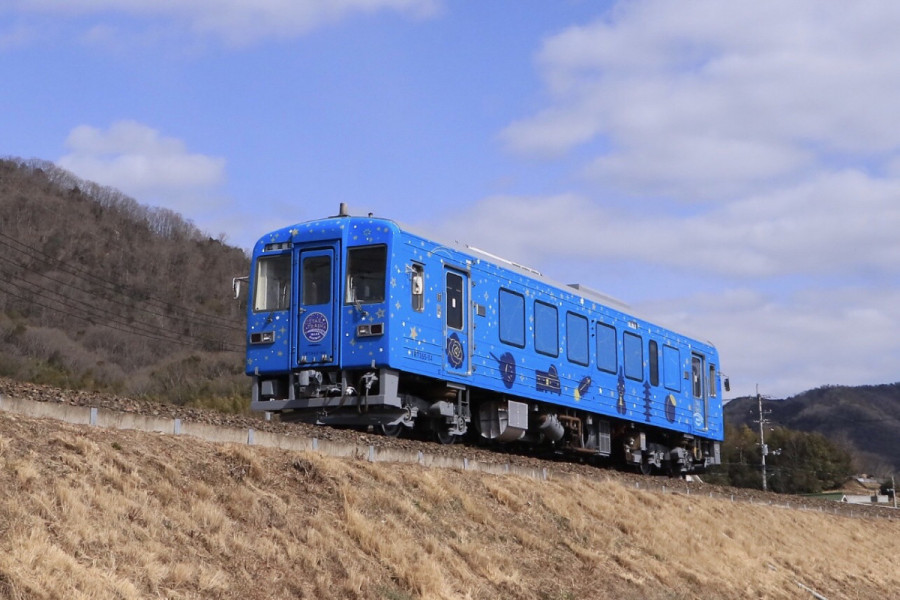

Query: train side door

[296,247,337,365]
[691,352,708,432]
[443,267,471,375]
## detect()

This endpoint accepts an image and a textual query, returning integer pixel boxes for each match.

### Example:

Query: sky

[2,0,899,400]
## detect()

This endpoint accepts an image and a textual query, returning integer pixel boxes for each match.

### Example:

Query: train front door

[296,247,337,366]
[443,267,471,375]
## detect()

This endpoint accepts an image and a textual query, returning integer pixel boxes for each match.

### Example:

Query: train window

[709,364,717,397]
[596,323,617,373]
[253,254,291,312]
[411,264,424,312]
[346,245,386,304]
[692,355,703,398]
[499,289,525,347]
[534,301,558,357]
[663,345,681,391]
[302,255,331,305]
[446,271,464,330]
[566,312,589,366]
[649,340,659,387]
[623,332,643,381]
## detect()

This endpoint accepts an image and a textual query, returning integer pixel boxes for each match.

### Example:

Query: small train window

[346,245,386,304]
[596,323,616,373]
[411,264,424,312]
[709,364,717,397]
[499,289,525,347]
[623,331,643,381]
[663,345,681,391]
[692,356,703,398]
[534,301,558,357]
[649,340,659,387]
[446,271,464,330]
[566,312,589,366]
[253,254,291,312]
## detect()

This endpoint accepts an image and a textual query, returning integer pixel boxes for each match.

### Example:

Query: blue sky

[2,0,899,399]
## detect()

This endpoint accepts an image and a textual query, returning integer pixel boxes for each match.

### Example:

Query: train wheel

[378,423,403,437]
[433,428,457,445]
[639,460,653,476]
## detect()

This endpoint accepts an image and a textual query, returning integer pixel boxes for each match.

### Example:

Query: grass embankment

[1,412,897,599]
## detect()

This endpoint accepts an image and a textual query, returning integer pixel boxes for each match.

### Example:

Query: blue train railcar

[245,205,726,473]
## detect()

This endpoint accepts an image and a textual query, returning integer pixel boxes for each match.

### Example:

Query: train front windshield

[254,254,291,312]
[345,245,387,304]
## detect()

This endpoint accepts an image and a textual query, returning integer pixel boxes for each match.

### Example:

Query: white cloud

[9,0,441,44]
[58,120,226,215]
[428,171,900,282]
[638,287,900,399]
[502,0,900,200]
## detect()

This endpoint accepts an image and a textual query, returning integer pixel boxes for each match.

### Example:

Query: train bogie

[244,207,725,473]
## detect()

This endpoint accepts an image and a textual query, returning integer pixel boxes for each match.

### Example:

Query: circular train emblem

[303,312,329,343]
[446,333,464,368]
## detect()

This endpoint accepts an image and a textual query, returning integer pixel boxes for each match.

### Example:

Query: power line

[1,272,244,352]
[0,251,241,346]
[730,413,900,426]
[0,230,244,333]
[0,282,241,352]
[716,461,854,479]
[0,233,240,330]
[0,259,243,352]
[0,239,246,352]
[0,271,234,346]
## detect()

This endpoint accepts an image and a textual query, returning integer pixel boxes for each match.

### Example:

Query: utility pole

[756,385,769,492]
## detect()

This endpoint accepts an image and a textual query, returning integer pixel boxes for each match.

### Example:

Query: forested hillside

[0,158,250,409]
[724,383,900,475]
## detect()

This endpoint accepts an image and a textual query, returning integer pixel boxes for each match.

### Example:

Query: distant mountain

[724,383,900,474]
[0,157,250,408]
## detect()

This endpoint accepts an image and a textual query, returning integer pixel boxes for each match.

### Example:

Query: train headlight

[250,331,275,344]
[356,323,384,337]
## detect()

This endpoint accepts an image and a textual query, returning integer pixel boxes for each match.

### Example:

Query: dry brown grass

[1,411,898,600]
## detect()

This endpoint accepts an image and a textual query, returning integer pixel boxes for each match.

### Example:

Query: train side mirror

[233,276,248,299]
[724,378,731,392]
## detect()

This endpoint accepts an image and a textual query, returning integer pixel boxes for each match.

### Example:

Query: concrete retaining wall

[0,393,550,481]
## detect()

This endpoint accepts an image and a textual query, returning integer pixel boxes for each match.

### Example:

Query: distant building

[808,476,893,505]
